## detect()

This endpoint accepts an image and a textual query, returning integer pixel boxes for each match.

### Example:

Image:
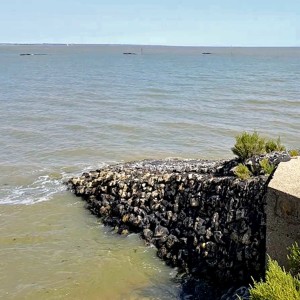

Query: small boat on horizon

[20,53,47,56]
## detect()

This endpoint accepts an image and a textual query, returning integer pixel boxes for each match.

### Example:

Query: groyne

[67,152,291,292]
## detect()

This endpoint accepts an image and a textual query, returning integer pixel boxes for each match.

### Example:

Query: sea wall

[67,154,290,287]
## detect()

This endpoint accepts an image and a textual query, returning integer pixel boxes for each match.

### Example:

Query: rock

[154,225,169,238]
[206,228,213,239]
[166,234,179,249]
[220,286,250,300]
[213,231,223,244]
[190,198,200,207]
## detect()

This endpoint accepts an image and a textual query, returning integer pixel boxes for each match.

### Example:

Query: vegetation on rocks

[265,137,286,153]
[232,131,286,161]
[232,131,266,160]
[259,159,275,175]
[231,131,290,179]
[234,163,252,180]
[249,243,300,300]
[289,149,299,157]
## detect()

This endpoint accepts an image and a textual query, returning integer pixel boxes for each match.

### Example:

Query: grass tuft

[232,131,287,160]
[259,158,275,175]
[232,131,266,160]
[265,137,286,153]
[234,163,252,180]
[289,149,299,157]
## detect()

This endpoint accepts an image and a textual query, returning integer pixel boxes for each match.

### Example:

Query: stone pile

[68,158,263,286]
[67,153,291,290]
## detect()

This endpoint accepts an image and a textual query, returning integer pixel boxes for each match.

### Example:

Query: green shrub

[234,163,252,180]
[249,257,300,300]
[232,131,266,160]
[288,242,300,276]
[289,149,299,157]
[265,137,286,153]
[259,158,276,175]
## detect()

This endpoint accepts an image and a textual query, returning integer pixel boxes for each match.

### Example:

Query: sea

[0,44,299,299]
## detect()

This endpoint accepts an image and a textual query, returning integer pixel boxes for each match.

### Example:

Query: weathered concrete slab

[268,157,300,199]
[266,157,300,267]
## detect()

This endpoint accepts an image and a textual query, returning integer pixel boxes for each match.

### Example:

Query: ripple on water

[0,45,299,298]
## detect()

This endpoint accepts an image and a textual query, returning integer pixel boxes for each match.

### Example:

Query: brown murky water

[0,193,179,299]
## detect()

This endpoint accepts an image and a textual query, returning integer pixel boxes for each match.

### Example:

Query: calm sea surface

[0,45,299,299]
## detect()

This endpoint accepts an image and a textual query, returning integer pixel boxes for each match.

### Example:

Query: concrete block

[266,157,300,268]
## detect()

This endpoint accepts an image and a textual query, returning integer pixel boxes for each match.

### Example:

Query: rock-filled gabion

[67,153,289,287]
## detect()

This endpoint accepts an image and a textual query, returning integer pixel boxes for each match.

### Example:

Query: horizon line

[0,42,299,48]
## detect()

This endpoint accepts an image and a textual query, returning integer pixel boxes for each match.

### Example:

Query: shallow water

[0,194,180,299]
[0,44,299,299]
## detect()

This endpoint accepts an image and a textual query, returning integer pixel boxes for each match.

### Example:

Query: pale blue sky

[1,0,299,46]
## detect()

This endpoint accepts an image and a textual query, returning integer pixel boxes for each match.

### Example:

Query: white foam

[0,161,117,206]
[0,174,67,205]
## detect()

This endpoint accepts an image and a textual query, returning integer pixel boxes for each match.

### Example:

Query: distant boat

[202,52,212,55]
[20,53,47,56]
[123,52,137,55]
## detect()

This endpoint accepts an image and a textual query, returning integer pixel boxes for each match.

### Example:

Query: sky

[0,0,299,46]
